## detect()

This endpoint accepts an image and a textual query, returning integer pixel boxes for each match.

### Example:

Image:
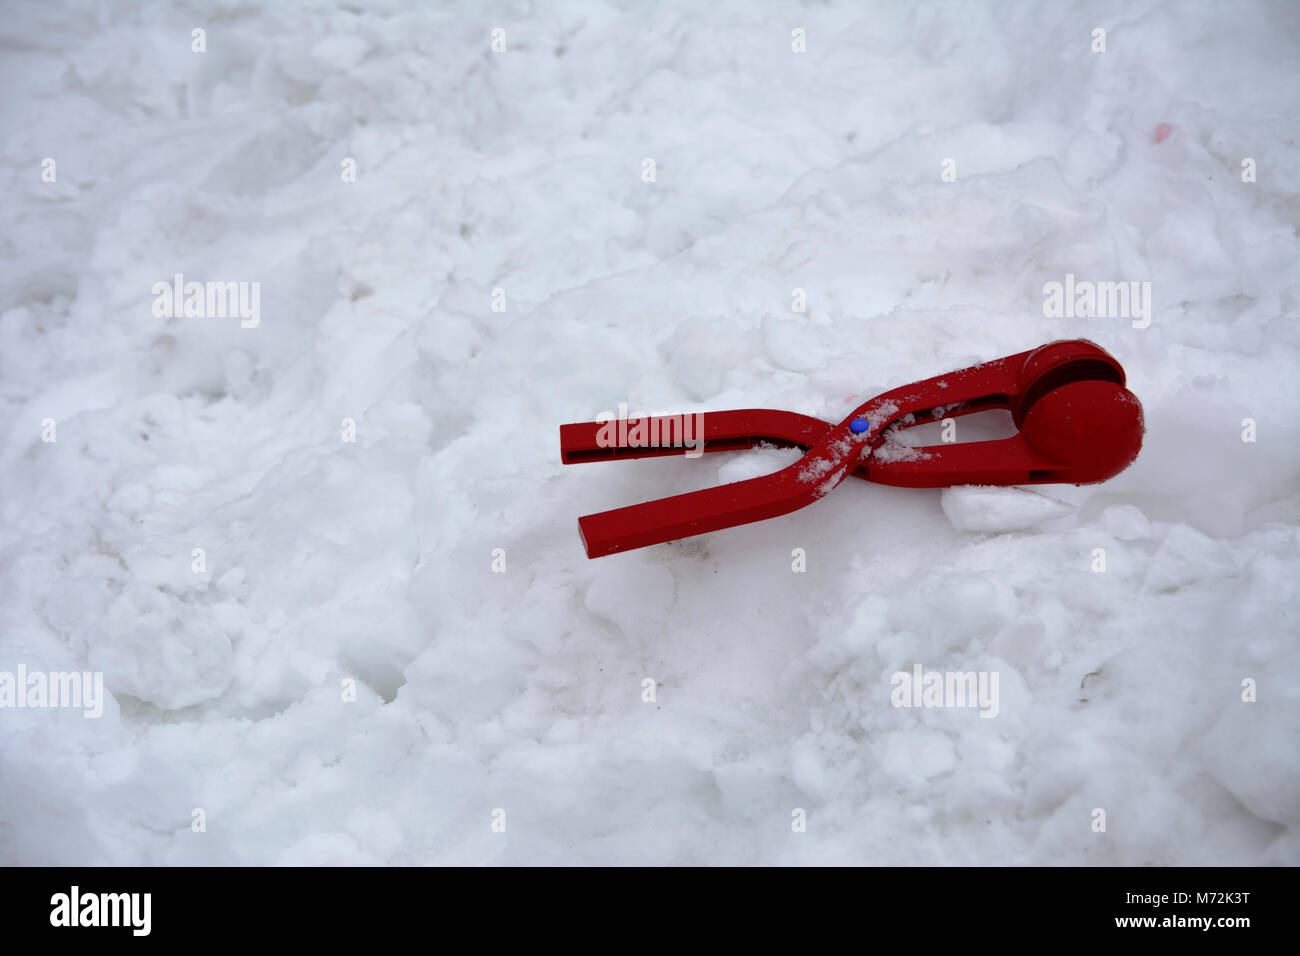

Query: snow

[1100,503,1151,541]
[869,427,933,464]
[941,486,1075,532]
[1,1,1298,865]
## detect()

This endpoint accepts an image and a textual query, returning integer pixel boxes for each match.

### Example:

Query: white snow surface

[1,1,1298,865]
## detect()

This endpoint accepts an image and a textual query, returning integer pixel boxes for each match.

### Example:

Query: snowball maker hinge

[558,339,1144,558]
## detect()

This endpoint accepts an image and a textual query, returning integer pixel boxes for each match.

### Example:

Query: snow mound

[941,486,1075,533]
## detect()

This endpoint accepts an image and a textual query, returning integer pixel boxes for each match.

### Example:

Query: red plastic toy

[560,339,1144,558]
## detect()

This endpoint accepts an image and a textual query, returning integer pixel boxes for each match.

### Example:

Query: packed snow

[1,0,1297,865]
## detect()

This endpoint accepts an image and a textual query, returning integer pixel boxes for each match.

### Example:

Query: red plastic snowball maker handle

[559,340,1143,558]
